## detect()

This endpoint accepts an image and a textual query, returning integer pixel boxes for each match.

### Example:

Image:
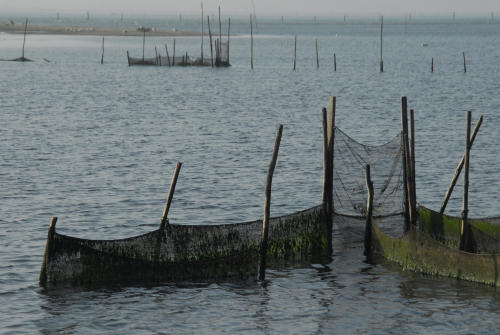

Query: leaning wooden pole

[440,114,483,213]
[258,124,283,281]
[22,18,28,59]
[431,57,434,73]
[459,112,472,252]
[315,39,319,68]
[380,16,384,73]
[364,164,374,262]
[39,217,57,285]
[227,17,230,64]
[463,52,467,73]
[100,36,104,64]
[326,97,335,255]
[218,6,222,57]
[334,53,337,72]
[173,39,176,66]
[409,109,417,226]
[201,3,204,64]
[401,97,410,231]
[165,44,171,66]
[160,162,182,228]
[293,34,297,71]
[250,14,254,70]
[142,30,146,61]
[208,16,214,67]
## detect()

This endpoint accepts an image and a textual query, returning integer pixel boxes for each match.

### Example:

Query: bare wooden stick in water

[364,164,374,262]
[258,124,283,281]
[160,162,182,228]
[250,14,254,69]
[460,112,473,252]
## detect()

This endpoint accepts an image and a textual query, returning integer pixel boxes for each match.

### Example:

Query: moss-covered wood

[370,217,500,287]
[419,206,500,253]
[39,205,328,286]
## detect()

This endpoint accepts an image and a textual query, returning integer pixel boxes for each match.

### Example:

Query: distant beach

[0,22,200,37]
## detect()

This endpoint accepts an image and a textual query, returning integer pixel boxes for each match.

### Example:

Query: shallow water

[1,17,500,334]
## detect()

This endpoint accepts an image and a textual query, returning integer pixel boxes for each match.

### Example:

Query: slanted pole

[334,53,337,72]
[380,16,384,72]
[250,14,254,70]
[22,18,28,59]
[201,3,204,64]
[364,165,374,262]
[165,44,171,66]
[440,115,483,213]
[208,16,214,67]
[100,36,104,64]
[410,109,417,226]
[126,51,131,66]
[401,97,410,231]
[160,162,182,228]
[463,52,467,73]
[315,39,319,68]
[258,124,283,281]
[460,112,474,252]
[39,217,58,285]
[293,34,297,71]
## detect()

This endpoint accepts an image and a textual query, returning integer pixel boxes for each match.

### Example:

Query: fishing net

[333,127,405,217]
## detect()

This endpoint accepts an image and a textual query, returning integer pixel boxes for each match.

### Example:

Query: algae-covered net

[333,127,405,217]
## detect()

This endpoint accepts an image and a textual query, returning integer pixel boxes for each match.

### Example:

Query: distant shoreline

[0,23,200,37]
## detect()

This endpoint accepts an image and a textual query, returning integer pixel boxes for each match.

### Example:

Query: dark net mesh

[333,127,405,217]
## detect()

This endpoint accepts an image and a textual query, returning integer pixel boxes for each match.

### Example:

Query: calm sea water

[1,16,500,334]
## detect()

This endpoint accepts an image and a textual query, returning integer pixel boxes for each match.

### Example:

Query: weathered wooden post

[431,57,434,73]
[126,51,131,66]
[22,18,28,60]
[258,124,283,281]
[401,97,410,231]
[459,112,474,252]
[154,46,158,65]
[165,44,171,66]
[463,52,467,73]
[380,15,384,73]
[160,162,182,229]
[334,53,337,72]
[321,97,335,256]
[227,18,231,64]
[208,16,214,67]
[315,39,319,68]
[200,3,204,64]
[250,14,254,70]
[440,115,483,213]
[39,217,57,285]
[364,165,374,262]
[409,109,417,226]
[293,34,297,71]
[173,39,176,66]
[218,6,222,57]
[142,29,146,61]
[100,36,104,64]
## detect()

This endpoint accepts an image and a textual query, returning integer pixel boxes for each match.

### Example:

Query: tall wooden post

[250,14,254,70]
[160,162,182,229]
[173,39,176,66]
[459,111,473,252]
[401,97,410,231]
[293,35,297,71]
[218,6,222,57]
[126,51,130,66]
[22,18,28,59]
[334,53,337,72]
[431,57,434,73]
[258,124,283,281]
[463,52,467,73]
[409,109,417,226]
[315,39,319,68]
[208,16,213,67]
[364,164,374,262]
[380,16,384,73]
[201,3,204,64]
[227,18,230,64]
[142,29,146,61]
[327,97,335,254]
[100,36,104,64]
[440,115,483,213]
[165,44,171,66]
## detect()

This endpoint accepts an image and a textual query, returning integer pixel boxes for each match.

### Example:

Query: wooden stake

[440,115,483,213]
[364,164,374,262]
[463,51,467,73]
[165,44,171,66]
[327,97,335,255]
[315,39,319,68]
[22,18,28,59]
[459,112,473,252]
[227,17,230,64]
[431,57,434,73]
[142,29,146,61]
[258,124,283,281]
[201,3,204,64]
[100,36,104,64]
[155,46,158,65]
[218,6,222,57]
[293,34,297,71]
[380,16,384,73]
[401,97,410,231]
[173,39,176,66]
[160,162,182,228]
[250,14,254,70]
[126,51,130,66]
[410,109,417,226]
[334,53,337,72]
[208,16,214,67]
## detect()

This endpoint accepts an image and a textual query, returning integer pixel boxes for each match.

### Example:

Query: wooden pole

[39,216,58,285]
[322,108,329,205]
[431,57,434,73]
[160,162,182,228]
[250,14,254,70]
[258,124,284,281]
[380,16,384,73]
[100,36,104,64]
[463,52,467,73]
[126,51,130,66]
[401,97,410,231]
[409,109,417,226]
[173,39,176,66]
[227,18,230,64]
[327,97,335,255]
[459,112,473,252]
[22,18,28,59]
[208,16,214,67]
[142,30,146,61]
[165,44,171,66]
[334,53,336,72]
[293,34,297,71]
[201,3,204,64]
[364,164,374,262]
[315,39,319,68]
[155,46,158,65]
[218,6,222,58]
[440,115,483,213]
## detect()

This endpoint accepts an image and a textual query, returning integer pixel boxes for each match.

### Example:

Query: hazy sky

[1,0,500,17]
